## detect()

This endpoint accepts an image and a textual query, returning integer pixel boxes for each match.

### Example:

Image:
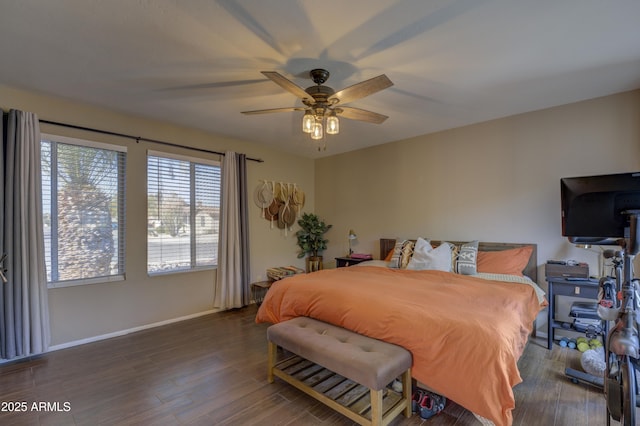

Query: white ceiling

[1,1,639,159]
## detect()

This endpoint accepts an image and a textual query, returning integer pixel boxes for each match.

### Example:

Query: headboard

[380,238,538,283]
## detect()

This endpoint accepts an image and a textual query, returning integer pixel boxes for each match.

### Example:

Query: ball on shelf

[589,339,603,349]
[577,341,590,352]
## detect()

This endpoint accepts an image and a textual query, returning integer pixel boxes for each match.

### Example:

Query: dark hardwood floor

[0,305,621,425]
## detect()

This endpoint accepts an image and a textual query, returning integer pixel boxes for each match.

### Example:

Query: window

[41,135,126,287]
[147,151,221,274]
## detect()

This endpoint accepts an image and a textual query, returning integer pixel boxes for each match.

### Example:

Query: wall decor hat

[276,182,290,230]
[291,184,305,207]
[254,181,305,234]
[265,199,280,228]
[254,180,274,218]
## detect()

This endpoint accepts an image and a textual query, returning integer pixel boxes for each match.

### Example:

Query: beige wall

[0,85,314,346]
[316,90,640,283]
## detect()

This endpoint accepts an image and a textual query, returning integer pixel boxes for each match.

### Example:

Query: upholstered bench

[267,317,412,426]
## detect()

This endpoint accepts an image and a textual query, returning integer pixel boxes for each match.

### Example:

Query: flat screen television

[561,172,640,245]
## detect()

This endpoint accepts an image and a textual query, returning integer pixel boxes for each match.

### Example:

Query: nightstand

[546,277,607,350]
[251,280,274,306]
[335,257,371,268]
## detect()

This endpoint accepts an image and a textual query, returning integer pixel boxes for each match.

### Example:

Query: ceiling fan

[241,69,393,142]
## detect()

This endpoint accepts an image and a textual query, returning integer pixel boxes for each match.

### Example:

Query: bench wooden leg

[402,368,412,417]
[370,388,383,426]
[267,341,277,383]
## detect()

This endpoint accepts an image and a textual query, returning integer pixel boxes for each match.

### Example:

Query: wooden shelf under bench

[271,353,407,425]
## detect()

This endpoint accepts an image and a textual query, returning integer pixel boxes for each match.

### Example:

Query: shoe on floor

[418,390,446,420]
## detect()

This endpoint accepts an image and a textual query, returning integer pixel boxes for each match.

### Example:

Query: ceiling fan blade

[337,106,389,124]
[242,107,306,115]
[159,79,267,91]
[329,74,393,105]
[261,71,312,101]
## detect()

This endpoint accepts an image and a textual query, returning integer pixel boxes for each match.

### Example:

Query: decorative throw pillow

[476,246,533,277]
[455,240,479,275]
[399,240,415,269]
[407,239,451,271]
[448,243,459,271]
[388,240,416,268]
[387,240,406,268]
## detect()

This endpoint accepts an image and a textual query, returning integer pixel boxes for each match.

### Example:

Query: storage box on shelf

[545,262,589,278]
[267,265,305,281]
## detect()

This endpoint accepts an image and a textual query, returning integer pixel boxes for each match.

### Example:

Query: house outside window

[147,151,220,274]
[41,135,126,288]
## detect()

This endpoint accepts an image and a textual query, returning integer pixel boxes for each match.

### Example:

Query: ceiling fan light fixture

[326,111,339,135]
[311,121,323,140]
[302,110,314,133]
[242,69,393,148]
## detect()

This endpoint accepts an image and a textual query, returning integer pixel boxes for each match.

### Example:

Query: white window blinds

[41,135,126,286]
[147,151,221,274]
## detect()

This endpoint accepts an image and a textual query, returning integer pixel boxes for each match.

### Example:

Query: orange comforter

[255,266,543,426]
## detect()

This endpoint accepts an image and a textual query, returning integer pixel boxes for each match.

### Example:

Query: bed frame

[379,238,538,283]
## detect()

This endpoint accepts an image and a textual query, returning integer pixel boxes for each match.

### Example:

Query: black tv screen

[561,172,640,244]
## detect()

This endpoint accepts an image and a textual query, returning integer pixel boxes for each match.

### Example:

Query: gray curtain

[214,151,250,309]
[1,109,50,360]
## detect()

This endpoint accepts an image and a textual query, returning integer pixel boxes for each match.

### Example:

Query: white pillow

[406,238,430,270]
[407,239,452,271]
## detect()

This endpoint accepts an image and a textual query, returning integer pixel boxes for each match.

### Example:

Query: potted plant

[296,213,332,272]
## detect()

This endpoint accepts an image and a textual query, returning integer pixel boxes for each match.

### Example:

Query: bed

[256,238,546,426]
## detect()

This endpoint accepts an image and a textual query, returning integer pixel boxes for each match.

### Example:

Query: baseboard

[48,309,220,352]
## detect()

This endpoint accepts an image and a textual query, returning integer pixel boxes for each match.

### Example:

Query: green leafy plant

[295,213,332,258]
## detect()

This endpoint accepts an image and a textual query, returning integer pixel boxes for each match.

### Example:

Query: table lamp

[348,229,357,256]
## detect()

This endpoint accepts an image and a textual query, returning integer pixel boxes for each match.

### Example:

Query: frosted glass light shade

[311,121,323,140]
[302,111,314,133]
[326,113,339,135]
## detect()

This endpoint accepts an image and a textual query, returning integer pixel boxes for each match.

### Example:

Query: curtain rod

[39,119,264,163]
